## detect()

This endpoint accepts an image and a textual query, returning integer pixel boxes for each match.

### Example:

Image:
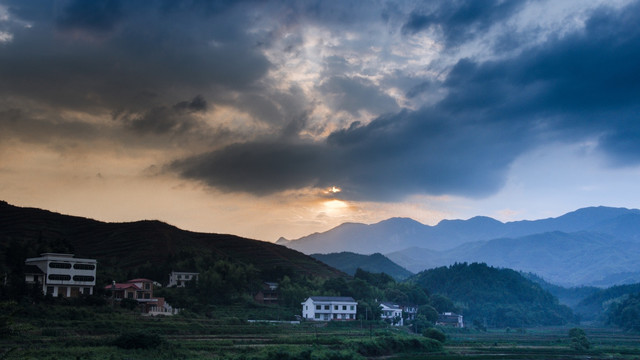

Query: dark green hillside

[410,262,576,328]
[575,283,640,321]
[312,252,413,280]
[0,201,343,283]
[522,272,599,308]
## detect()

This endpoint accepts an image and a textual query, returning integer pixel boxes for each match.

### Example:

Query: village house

[24,253,97,298]
[254,282,279,305]
[301,296,357,321]
[436,312,464,328]
[106,278,178,315]
[167,271,199,287]
[402,305,418,321]
[380,302,404,326]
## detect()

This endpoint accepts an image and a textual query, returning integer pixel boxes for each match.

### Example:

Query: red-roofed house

[106,278,177,315]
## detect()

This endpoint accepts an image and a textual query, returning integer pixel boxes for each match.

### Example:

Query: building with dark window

[301,296,357,321]
[436,312,464,328]
[24,253,97,297]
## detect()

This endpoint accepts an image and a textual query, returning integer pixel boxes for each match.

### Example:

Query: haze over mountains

[278,207,640,287]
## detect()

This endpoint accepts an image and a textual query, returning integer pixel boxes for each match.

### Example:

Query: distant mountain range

[278,206,640,287]
[311,252,413,281]
[0,201,343,282]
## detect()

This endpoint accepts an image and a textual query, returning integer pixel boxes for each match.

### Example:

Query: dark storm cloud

[56,0,123,33]
[0,0,270,114]
[172,1,640,200]
[122,96,208,136]
[171,141,332,195]
[402,0,527,47]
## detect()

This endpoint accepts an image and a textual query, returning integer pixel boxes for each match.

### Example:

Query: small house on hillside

[403,305,418,321]
[168,271,199,287]
[254,282,279,305]
[302,296,357,321]
[24,253,97,298]
[106,278,178,315]
[380,302,403,326]
[436,312,464,328]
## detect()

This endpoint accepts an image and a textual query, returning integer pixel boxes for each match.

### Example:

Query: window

[324,305,329,310]
[73,264,95,270]
[144,283,150,290]
[350,305,354,310]
[46,286,54,295]
[49,262,71,269]
[305,306,308,310]
[83,287,90,294]
[315,313,320,319]
[127,292,134,299]
[48,274,71,281]
[334,305,338,310]
[342,305,346,310]
[72,275,95,282]
[316,305,321,310]
[178,275,182,279]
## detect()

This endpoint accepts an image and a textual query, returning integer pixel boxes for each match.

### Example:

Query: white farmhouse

[380,302,403,326]
[24,253,97,297]
[168,271,199,287]
[301,296,357,321]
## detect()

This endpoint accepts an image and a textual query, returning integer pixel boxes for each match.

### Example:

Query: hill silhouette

[0,201,343,283]
[410,263,576,327]
[311,252,413,281]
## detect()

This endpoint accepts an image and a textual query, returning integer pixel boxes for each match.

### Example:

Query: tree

[568,327,590,351]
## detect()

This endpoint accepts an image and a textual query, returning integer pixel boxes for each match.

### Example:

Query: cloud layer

[2,0,640,204]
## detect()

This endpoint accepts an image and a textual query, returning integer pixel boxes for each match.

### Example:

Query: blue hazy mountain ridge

[279,206,640,254]
[310,252,414,281]
[387,231,640,287]
[278,207,640,287]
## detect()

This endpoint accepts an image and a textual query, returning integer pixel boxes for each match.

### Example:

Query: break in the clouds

[2,0,640,205]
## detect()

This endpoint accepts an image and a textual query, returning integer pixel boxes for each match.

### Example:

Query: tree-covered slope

[410,263,576,327]
[311,252,413,280]
[0,201,343,283]
[574,283,640,321]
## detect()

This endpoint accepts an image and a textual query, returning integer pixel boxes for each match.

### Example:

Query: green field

[2,303,640,360]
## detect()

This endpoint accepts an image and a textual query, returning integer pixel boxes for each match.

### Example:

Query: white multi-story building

[24,253,97,297]
[380,302,403,326]
[301,296,357,321]
[168,271,199,287]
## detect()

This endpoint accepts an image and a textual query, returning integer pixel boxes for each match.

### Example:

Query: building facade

[301,296,357,321]
[168,271,199,287]
[106,278,178,315]
[436,312,464,328]
[380,302,404,326]
[254,282,279,305]
[24,253,97,297]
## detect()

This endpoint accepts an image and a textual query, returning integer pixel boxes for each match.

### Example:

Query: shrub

[112,331,165,349]
[423,327,446,343]
[568,328,590,351]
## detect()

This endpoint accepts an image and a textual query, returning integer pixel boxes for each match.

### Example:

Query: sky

[1,0,640,242]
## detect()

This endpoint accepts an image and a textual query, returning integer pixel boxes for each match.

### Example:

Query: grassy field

[1,303,639,359]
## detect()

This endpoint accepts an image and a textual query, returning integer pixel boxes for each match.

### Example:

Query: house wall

[25,253,97,297]
[168,272,199,287]
[302,298,357,321]
[380,305,403,326]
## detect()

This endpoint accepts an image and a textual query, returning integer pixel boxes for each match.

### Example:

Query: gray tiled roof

[308,296,356,302]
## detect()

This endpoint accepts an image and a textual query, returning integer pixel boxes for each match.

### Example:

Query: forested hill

[0,201,343,282]
[410,263,577,328]
[311,252,413,281]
